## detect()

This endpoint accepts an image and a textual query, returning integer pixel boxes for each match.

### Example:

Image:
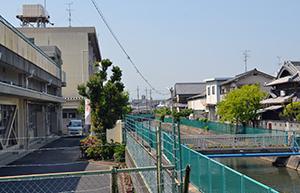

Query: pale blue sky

[1,0,300,99]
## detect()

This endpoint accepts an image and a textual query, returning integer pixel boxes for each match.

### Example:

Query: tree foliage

[154,107,171,121]
[282,101,300,121]
[77,59,129,143]
[172,109,193,122]
[154,107,193,123]
[217,85,266,126]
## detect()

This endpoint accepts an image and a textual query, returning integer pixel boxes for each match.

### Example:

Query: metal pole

[172,118,177,178]
[156,122,163,193]
[111,167,119,193]
[183,165,191,193]
[177,121,183,192]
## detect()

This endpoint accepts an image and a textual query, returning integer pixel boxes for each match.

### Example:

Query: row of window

[207,85,216,95]
[63,112,76,119]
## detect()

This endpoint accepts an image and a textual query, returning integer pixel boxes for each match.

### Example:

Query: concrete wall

[0,20,61,79]
[107,120,123,143]
[259,120,300,131]
[18,28,98,101]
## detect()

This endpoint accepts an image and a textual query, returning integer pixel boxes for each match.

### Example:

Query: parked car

[67,119,83,136]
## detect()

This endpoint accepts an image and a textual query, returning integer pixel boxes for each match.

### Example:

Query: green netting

[125,115,279,193]
[179,118,284,135]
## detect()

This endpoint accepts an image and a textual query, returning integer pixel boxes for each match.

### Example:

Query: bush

[114,144,125,162]
[198,118,208,122]
[80,136,125,162]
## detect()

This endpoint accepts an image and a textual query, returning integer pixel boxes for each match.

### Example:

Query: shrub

[80,136,125,161]
[114,144,125,162]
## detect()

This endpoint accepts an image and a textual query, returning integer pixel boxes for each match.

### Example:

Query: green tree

[154,107,171,121]
[172,109,193,122]
[77,59,129,143]
[77,99,85,116]
[282,101,300,121]
[217,85,266,126]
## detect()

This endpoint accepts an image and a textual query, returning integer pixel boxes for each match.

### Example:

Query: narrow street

[0,137,113,193]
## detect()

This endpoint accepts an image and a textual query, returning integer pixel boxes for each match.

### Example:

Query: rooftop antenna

[243,50,250,72]
[66,2,73,27]
[277,56,283,66]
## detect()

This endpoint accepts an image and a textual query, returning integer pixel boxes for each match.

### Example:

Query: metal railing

[181,133,290,150]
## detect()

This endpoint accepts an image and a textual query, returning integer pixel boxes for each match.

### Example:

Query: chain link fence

[0,173,111,193]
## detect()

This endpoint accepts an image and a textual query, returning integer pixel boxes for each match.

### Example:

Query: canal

[216,157,300,193]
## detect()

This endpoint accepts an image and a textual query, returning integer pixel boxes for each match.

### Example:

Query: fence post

[171,166,177,193]
[148,120,152,150]
[240,175,245,193]
[111,167,119,193]
[183,165,191,193]
[172,118,177,170]
[208,161,212,193]
[177,121,183,193]
[222,166,226,193]
[156,122,164,193]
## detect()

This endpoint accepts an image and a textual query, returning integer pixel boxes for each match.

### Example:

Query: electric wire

[90,0,169,96]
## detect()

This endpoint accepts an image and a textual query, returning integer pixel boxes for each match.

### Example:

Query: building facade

[260,61,300,129]
[173,82,206,111]
[205,78,230,120]
[0,16,65,163]
[18,27,101,132]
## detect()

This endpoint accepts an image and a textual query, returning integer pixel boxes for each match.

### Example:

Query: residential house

[220,68,274,99]
[205,69,274,121]
[205,78,230,120]
[260,61,300,130]
[173,82,206,111]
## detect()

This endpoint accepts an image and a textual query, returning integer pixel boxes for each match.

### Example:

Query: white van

[67,119,83,136]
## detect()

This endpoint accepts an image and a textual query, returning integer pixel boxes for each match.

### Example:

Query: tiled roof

[260,94,294,105]
[174,82,206,96]
[221,68,274,86]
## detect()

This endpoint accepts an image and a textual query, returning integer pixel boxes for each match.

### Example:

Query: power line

[90,0,169,96]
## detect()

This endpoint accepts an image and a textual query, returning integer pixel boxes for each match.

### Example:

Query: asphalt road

[0,136,112,193]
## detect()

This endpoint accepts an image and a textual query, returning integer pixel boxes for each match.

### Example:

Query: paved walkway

[0,136,115,193]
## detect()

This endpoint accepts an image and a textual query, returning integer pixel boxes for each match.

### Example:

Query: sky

[1,0,300,99]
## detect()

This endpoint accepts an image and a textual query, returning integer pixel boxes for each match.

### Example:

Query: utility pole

[66,2,73,27]
[145,88,148,111]
[137,86,140,112]
[149,89,152,112]
[243,50,250,72]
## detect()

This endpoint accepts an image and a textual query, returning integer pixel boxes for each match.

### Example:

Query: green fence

[126,115,279,193]
[163,117,284,135]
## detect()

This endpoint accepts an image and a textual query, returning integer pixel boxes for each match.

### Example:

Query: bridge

[181,133,300,158]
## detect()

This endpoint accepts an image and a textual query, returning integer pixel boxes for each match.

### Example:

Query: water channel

[216,157,300,193]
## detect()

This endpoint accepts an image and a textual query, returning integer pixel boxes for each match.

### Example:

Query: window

[212,86,215,95]
[207,86,210,95]
[63,113,67,119]
[69,113,76,118]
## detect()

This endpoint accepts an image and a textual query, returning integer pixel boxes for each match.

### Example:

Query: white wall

[206,81,221,105]
[188,98,206,111]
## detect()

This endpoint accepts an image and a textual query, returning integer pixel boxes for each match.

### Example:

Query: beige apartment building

[18,27,101,131]
[0,15,65,163]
